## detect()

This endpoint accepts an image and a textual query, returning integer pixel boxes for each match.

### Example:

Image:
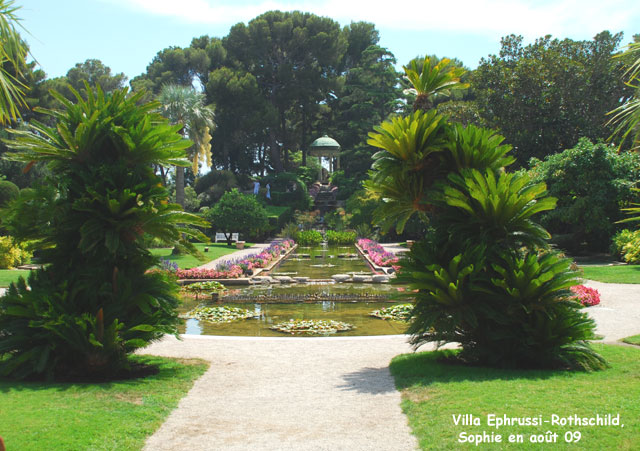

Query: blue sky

[20,0,640,83]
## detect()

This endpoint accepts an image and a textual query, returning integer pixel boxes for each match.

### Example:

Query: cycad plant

[368,99,605,370]
[0,85,208,380]
[403,56,469,112]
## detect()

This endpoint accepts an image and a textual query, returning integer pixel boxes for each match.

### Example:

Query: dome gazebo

[309,135,341,182]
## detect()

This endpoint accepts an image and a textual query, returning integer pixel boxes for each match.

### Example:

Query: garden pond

[178,244,411,336]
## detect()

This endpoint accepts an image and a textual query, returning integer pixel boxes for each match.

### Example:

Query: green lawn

[0,269,30,287]
[0,355,207,450]
[149,242,252,269]
[622,334,640,346]
[264,205,291,217]
[580,265,640,284]
[391,345,639,450]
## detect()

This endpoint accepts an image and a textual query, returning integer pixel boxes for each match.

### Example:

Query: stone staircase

[313,183,338,214]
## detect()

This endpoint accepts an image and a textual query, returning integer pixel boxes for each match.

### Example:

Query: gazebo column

[318,156,323,181]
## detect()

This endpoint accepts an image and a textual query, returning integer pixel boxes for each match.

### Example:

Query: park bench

[214,232,239,243]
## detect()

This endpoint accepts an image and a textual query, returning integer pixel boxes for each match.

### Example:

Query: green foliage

[368,100,604,370]
[325,230,357,245]
[610,229,640,264]
[0,0,29,124]
[403,56,469,111]
[608,41,640,151]
[526,138,640,252]
[0,178,18,206]
[0,85,209,380]
[278,222,299,240]
[204,188,268,244]
[0,235,30,268]
[474,32,631,164]
[294,229,323,246]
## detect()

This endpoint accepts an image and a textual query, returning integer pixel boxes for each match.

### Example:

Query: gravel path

[584,280,640,342]
[196,243,272,270]
[141,335,419,451]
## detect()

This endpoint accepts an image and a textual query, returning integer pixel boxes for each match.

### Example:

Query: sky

[19,0,640,83]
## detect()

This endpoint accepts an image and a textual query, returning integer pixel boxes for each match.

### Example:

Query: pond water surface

[178,243,409,336]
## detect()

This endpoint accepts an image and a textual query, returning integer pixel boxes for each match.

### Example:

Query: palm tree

[608,42,640,151]
[157,84,215,206]
[403,56,469,112]
[0,0,29,124]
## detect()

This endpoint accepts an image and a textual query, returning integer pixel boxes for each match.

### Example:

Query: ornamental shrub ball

[0,180,19,207]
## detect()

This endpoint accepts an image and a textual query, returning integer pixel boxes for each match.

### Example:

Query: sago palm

[158,84,215,206]
[0,0,29,123]
[403,56,469,112]
[607,42,640,151]
[0,84,209,380]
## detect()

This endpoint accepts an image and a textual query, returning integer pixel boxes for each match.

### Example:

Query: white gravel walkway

[584,280,640,342]
[196,243,272,270]
[141,335,419,451]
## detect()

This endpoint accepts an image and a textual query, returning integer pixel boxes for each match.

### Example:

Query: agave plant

[0,84,209,380]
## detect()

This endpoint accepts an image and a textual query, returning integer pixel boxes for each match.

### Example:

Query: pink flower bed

[177,239,294,280]
[176,266,243,280]
[357,238,399,268]
[570,285,601,307]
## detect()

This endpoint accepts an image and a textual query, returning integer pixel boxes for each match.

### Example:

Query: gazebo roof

[309,135,341,156]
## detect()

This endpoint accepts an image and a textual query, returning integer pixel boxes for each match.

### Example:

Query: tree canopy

[474,32,631,164]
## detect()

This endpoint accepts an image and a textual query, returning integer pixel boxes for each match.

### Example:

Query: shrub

[367,110,605,370]
[0,86,208,380]
[325,230,356,245]
[295,230,323,246]
[279,222,299,240]
[526,139,640,253]
[0,236,31,269]
[0,180,19,207]
[204,189,269,245]
[570,285,601,307]
[610,229,640,263]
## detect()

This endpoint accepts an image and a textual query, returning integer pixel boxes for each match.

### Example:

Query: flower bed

[183,306,256,323]
[357,238,399,269]
[270,319,354,335]
[176,239,294,279]
[370,304,414,322]
[570,285,601,307]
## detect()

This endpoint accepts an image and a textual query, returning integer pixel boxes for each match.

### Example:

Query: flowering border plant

[570,285,601,307]
[357,238,399,269]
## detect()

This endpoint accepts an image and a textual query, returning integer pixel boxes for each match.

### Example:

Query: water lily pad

[370,304,414,322]
[184,306,256,323]
[270,319,355,335]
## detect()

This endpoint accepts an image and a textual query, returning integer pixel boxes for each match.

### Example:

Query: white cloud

[102,0,638,40]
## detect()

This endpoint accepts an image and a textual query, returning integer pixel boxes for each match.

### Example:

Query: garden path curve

[196,243,272,270]
[141,335,419,451]
[584,280,640,342]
